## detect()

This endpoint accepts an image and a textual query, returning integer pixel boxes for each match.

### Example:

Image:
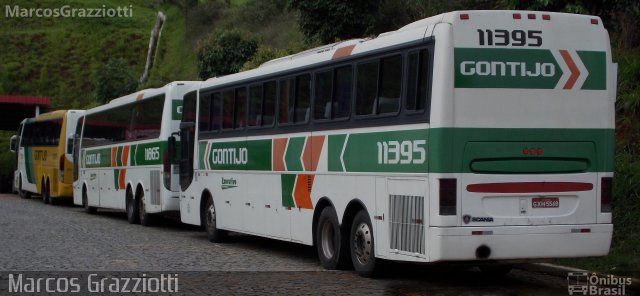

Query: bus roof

[80,81,199,116]
[28,109,83,122]
[199,10,604,92]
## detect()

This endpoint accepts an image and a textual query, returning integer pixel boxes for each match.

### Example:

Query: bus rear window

[21,119,63,146]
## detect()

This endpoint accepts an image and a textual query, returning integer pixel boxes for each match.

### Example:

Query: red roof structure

[0,95,51,131]
[0,96,51,106]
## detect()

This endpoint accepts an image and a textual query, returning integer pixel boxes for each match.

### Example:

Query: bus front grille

[389,194,425,255]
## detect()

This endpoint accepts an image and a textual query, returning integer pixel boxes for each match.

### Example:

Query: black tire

[18,175,31,199]
[41,179,50,204]
[126,189,139,224]
[350,210,379,277]
[47,180,58,205]
[479,264,513,277]
[316,207,349,270]
[82,187,97,214]
[138,191,153,226]
[204,196,227,243]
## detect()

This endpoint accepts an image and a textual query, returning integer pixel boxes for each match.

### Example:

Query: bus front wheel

[83,187,97,214]
[18,175,31,199]
[350,210,379,277]
[205,196,227,243]
[316,207,348,270]
[138,192,153,226]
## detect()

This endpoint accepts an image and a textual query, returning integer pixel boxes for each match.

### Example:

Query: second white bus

[74,82,198,225]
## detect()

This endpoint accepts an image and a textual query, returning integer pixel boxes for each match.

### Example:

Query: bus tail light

[439,179,457,215]
[601,177,612,213]
[59,155,65,181]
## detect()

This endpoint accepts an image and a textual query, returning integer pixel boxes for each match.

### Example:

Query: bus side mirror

[9,135,17,153]
[168,135,177,163]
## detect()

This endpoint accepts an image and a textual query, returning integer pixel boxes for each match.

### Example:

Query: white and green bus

[175,11,616,276]
[73,82,198,225]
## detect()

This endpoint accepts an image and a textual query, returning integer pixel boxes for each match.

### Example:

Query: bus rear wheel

[316,207,348,270]
[41,179,50,204]
[126,190,139,224]
[350,210,379,277]
[138,192,153,226]
[204,196,227,243]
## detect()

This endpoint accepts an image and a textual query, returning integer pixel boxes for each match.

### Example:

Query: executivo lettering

[221,177,238,190]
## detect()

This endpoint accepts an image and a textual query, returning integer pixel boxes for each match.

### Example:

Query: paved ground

[0,194,578,295]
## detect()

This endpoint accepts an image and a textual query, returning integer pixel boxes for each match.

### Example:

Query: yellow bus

[12,110,84,204]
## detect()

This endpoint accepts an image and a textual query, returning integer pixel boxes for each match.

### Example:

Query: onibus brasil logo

[567,272,632,295]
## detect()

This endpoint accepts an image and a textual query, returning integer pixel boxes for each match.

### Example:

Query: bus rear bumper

[428,224,613,262]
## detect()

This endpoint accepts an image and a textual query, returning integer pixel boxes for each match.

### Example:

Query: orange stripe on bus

[122,145,130,166]
[118,169,126,189]
[111,147,117,167]
[332,45,356,60]
[293,174,314,209]
[302,135,325,171]
[273,138,288,171]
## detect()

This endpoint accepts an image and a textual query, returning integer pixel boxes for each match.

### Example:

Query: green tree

[288,0,379,43]
[93,58,138,105]
[196,29,258,79]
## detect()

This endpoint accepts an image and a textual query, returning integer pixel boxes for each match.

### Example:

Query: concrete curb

[517,263,640,292]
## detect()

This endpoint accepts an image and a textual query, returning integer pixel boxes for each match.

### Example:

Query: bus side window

[406,49,430,112]
[334,65,353,119]
[295,74,311,123]
[279,78,294,124]
[199,93,212,131]
[314,70,332,120]
[356,61,379,116]
[211,92,221,131]
[222,90,235,129]
[262,81,276,126]
[235,87,247,129]
[377,55,402,114]
[248,84,263,127]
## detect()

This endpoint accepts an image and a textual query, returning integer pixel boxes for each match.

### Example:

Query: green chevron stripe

[284,137,305,171]
[281,174,295,207]
[328,134,347,172]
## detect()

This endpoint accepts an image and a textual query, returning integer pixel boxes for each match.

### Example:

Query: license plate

[532,197,559,208]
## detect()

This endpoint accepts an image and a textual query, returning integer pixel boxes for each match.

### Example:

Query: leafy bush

[287,0,378,43]
[240,47,290,71]
[93,58,139,104]
[196,29,258,79]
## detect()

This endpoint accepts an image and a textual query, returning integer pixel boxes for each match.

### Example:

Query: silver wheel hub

[207,204,216,230]
[353,222,372,265]
[320,221,335,259]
